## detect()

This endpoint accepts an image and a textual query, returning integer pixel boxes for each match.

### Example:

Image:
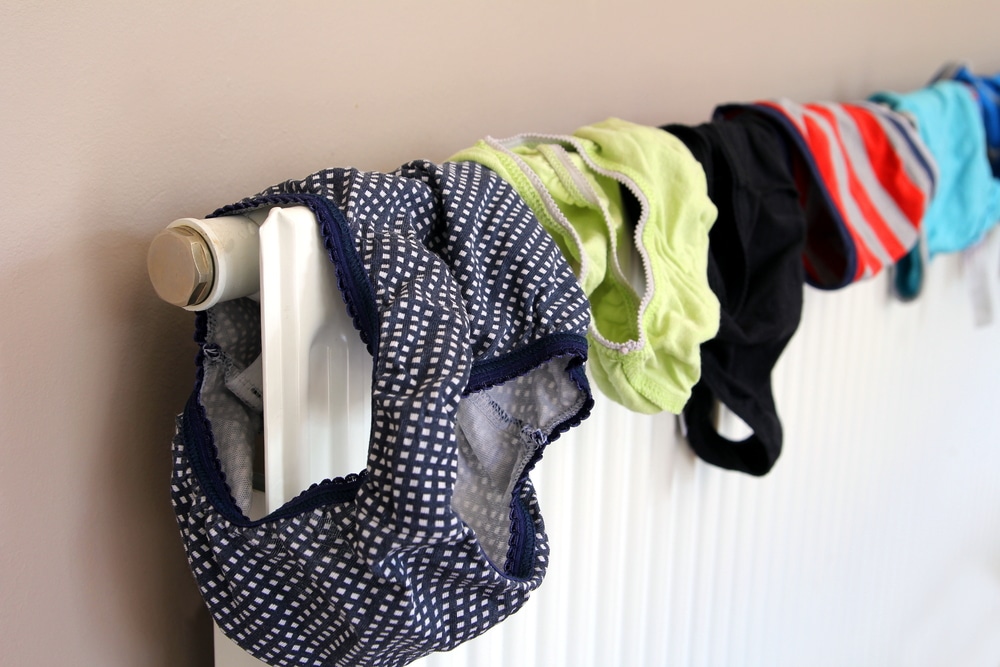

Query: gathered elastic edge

[485,133,648,353]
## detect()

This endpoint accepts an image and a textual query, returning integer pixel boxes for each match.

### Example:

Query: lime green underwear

[451,118,719,414]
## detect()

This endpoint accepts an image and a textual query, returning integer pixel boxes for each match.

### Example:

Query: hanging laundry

[171,160,593,667]
[870,81,1000,300]
[936,63,1000,177]
[662,112,807,476]
[716,100,938,290]
[451,118,720,415]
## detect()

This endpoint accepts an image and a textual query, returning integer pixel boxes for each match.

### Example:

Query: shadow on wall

[81,229,212,665]
[0,227,214,665]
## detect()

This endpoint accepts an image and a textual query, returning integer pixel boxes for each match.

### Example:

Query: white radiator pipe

[147,213,265,310]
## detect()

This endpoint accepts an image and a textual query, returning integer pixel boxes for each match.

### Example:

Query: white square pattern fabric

[171,161,593,666]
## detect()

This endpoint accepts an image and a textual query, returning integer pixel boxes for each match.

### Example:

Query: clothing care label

[226,354,264,413]
[962,237,995,328]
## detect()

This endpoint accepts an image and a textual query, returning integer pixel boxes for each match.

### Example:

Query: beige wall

[2,1,999,665]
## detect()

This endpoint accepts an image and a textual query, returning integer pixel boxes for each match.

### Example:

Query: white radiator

[152,208,1000,667]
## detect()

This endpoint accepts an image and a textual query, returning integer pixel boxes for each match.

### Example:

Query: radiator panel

[416,237,1000,667]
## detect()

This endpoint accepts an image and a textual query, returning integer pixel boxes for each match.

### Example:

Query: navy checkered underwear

[171,160,593,667]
